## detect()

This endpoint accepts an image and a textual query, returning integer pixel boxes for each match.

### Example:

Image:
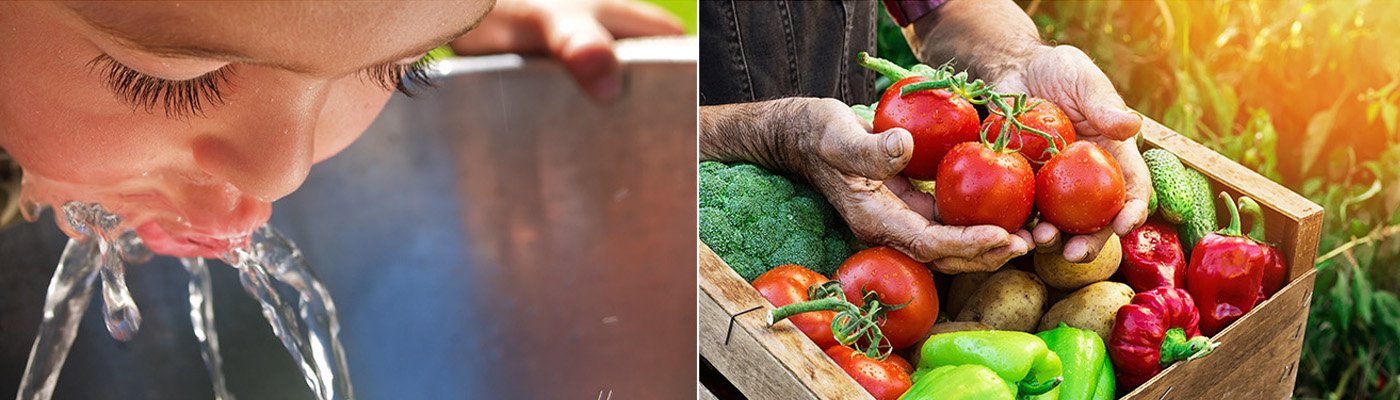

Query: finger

[542,14,623,102]
[819,125,914,181]
[885,178,935,220]
[1062,227,1115,263]
[930,236,1030,274]
[597,0,686,38]
[1032,221,1061,253]
[1112,198,1150,237]
[1014,229,1034,249]
[1062,47,1141,141]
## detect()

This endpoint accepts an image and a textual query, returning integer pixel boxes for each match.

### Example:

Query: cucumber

[1142,149,1195,224]
[1141,149,1216,254]
[1178,169,1217,254]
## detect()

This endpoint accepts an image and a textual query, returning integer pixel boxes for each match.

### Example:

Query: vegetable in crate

[1030,324,1115,400]
[980,96,1077,165]
[1237,196,1288,304]
[1178,169,1218,252]
[698,161,857,280]
[1039,282,1135,342]
[1141,149,1216,252]
[934,141,1036,231]
[1109,287,1215,390]
[1119,219,1187,292]
[956,269,1047,332]
[1186,193,1270,336]
[834,247,940,350]
[857,52,981,180]
[1033,233,1121,290]
[1035,141,1126,235]
[915,330,1064,397]
[901,364,1014,400]
[752,265,844,349]
[826,345,913,400]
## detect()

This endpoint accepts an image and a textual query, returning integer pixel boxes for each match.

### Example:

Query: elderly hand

[991,45,1152,262]
[451,0,684,102]
[785,98,1032,273]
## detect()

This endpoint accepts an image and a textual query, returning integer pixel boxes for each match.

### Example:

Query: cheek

[312,78,395,163]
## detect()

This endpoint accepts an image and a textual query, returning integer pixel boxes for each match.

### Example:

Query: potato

[1039,281,1135,342]
[943,272,992,317]
[955,269,1046,332]
[1033,234,1122,290]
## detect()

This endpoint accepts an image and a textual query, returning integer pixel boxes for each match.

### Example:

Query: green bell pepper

[901,365,1014,400]
[916,330,1064,398]
[1030,324,1115,400]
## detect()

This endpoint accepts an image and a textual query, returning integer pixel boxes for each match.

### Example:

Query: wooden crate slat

[698,240,873,400]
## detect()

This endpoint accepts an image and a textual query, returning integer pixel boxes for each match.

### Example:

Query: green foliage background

[880,1,1400,398]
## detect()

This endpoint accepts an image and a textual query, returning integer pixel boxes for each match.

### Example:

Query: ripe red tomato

[1035,141,1126,234]
[825,345,913,400]
[752,265,839,349]
[934,142,1035,231]
[982,97,1077,165]
[873,76,981,180]
[834,247,939,350]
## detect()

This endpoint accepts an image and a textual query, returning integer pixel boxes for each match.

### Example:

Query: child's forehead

[57,1,489,75]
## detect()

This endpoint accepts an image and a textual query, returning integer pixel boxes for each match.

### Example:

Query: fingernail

[591,73,622,103]
[883,131,905,158]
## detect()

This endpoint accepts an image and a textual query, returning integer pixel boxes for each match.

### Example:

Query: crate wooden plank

[698,240,873,400]
[699,382,719,400]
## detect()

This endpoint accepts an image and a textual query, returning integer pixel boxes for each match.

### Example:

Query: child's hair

[0,148,19,228]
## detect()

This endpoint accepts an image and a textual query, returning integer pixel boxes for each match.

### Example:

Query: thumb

[820,126,914,181]
[544,15,623,102]
[1076,67,1142,141]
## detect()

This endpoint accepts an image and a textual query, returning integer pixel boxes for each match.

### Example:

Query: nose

[192,82,327,201]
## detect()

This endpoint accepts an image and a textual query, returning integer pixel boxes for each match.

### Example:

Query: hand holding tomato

[990,46,1153,262]
[746,98,1030,273]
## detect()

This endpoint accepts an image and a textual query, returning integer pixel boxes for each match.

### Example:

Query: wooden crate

[697,117,1324,399]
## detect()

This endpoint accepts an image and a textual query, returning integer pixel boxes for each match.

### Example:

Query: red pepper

[1186,193,1271,336]
[1237,196,1289,304]
[1108,287,1216,390]
[1120,218,1187,292]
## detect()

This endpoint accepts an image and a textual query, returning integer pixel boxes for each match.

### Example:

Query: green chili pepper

[901,365,1014,400]
[916,330,1064,398]
[1030,324,1115,400]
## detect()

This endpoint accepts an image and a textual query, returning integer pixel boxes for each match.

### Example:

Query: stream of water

[15,202,353,400]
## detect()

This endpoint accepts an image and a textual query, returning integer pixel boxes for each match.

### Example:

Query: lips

[136,221,251,258]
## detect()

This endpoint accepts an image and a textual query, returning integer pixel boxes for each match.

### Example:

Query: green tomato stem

[857,52,912,82]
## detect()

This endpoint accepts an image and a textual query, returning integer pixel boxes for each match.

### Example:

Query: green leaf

[1302,102,1343,176]
[1354,266,1376,326]
[1384,102,1399,136]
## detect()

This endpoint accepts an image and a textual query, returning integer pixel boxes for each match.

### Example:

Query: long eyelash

[88,55,230,119]
[362,57,436,97]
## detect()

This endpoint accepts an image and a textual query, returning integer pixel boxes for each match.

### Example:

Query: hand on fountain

[451,0,687,102]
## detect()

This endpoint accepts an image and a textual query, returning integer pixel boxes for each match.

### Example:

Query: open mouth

[135,220,250,259]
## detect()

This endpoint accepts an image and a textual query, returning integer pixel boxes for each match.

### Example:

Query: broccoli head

[699,161,858,280]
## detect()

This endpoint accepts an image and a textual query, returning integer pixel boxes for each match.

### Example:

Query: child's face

[0,1,490,257]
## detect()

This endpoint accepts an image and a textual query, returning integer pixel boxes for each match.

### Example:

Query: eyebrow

[70,9,481,74]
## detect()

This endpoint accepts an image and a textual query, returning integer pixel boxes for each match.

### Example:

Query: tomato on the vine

[873,76,981,180]
[982,97,1077,165]
[752,265,840,349]
[833,247,939,350]
[934,141,1035,231]
[825,345,913,400]
[1036,141,1126,234]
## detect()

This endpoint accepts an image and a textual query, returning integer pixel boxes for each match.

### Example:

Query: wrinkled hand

[992,45,1152,262]
[790,98,1031,274]
[452,0,684,102]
